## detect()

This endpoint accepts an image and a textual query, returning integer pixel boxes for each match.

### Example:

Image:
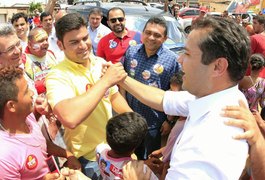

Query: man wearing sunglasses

[97,7,141,64]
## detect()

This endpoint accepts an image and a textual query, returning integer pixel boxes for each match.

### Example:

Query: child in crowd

[147,71,187,179]
[96,112,158,180]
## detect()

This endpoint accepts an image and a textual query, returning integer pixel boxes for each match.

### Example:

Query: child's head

[106,112,147,156]
[0,66,24,118]
[170,71,184,91]
[250,53,265,71]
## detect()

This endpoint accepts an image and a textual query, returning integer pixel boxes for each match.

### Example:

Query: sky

[0,0,48,7]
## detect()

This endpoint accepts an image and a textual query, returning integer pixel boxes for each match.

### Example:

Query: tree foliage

[29,2,43,14]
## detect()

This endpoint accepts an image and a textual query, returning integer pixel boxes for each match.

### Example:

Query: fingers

[232,130,254,140]
[238,99,248,109]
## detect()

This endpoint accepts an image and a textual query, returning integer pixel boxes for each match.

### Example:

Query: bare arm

[53,63,127,129]
[45,0,57,15]
[119,76,165,112]
[110,92,133,113]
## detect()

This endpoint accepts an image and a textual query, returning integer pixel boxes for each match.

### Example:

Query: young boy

[0,66,80,179]
[96,112,158,180]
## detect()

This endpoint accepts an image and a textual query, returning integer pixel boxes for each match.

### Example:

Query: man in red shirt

[97,7,141,64]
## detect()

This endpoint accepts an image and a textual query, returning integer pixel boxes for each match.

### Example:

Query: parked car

[206,12,222,17]
[147,2,164,10]
[178,7,200,19]
[67,0,186,55]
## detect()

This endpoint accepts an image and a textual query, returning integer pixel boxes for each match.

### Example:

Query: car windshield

[125,15,185,44]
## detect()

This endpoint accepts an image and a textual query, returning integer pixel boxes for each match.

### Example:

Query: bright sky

[0,0,47,7]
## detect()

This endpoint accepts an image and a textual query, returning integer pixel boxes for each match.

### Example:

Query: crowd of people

[0,0,265,179]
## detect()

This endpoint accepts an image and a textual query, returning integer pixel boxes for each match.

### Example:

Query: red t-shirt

[248,34,265,78]
[97,30,141,64]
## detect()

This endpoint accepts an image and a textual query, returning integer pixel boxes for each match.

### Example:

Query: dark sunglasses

[109,17,125,23]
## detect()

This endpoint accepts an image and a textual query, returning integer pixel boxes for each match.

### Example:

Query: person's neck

[145,47,157,58]
[91,25,100,31]
[0,115,30,134]
[107,149,131,159]
[114,29,128,39]
[44,28,52,35]
[251,70,260,81]
[19,35,27,42]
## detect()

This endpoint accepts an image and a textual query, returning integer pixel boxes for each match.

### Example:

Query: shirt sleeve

[163,91,195,117]
[0,159,20,179]
[97,38,105,59]
[46,68,76,109]
[250,36,257,54]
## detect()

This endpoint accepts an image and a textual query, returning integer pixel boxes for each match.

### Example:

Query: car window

[185,10,194,15]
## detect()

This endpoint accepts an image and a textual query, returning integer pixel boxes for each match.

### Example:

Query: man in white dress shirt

[109,16,250,179]
[87,8,111,55]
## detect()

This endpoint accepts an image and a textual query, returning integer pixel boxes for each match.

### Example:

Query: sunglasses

[109,17,125,23]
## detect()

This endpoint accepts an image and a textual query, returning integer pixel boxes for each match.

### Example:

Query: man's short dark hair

[0,66,23,118]
[143,16,168,37]
[106,112,148,155]
[40,11,52,22]
[193,17,250,82]
[55,13,87,42]
[11,12,28,24]
[107,7,125,20]
[88,8,103,17]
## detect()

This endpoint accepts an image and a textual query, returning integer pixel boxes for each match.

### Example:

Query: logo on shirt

[109,40,117,49]
[129,68,135,77]
[25,155,38,170]
[153,64,164,74]
[130,59,138,68]
[129,40,137,46]
[86,83,92,91]
[142,70,151,80]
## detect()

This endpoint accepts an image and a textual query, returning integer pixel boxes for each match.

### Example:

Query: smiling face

[107,9,126,34]
[58,26,92,67]
[12,17,29,40]
[142,22,167,56]
[0,34,22,68]
[178,29,213,97]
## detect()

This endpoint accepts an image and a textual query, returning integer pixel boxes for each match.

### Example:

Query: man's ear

[107,21,111,28]
[6,101,16,113]
[57,40,64,51]
[213,57,228,77]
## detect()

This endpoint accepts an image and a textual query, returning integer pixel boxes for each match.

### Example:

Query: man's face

[252,19,264,34]
[107,10,126,33]
[142,23,167,54]
[0,34,22,68]
[178,29,212,97]
[28,30,49,57]
[12,17,29,39]
[13,76,34,116]
[58,26,92,66]
[88,13,102,29]
[41,15,53,32]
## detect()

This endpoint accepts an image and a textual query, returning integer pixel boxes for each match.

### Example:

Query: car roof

[68,1,163,16]
[179,7,200,12]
